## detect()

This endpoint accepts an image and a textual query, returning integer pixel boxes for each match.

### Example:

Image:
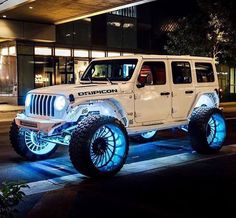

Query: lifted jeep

[10,55,226,177]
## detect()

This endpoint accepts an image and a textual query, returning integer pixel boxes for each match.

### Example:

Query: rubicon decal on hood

[78,89,118,96]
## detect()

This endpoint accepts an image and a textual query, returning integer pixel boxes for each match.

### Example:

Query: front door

[170,60,196,119]
[134,61,171,123]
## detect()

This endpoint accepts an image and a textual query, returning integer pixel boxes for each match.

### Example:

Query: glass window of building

[56,22,74,45]
[35,47,52,56]
[122,17,137,49]
[34,57,54,89]
[74,60,89,84]
[55,48,71,57]
[230,67,236,94]
[0,46,17,96]
[110,6,137,18]
[73,19,91,46]
[123,53,134,56]
[55,57,74,84]
[92,50,105,58]
[74,49,89,84]
[107,15,123,48]
[108,52,121,57]
[74,49,89,58]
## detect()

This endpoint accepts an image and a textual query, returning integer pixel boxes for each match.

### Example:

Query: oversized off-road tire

[188,107,226,154]
[130,130,158,143]
[69,115,129,177]
[9,120,58,161]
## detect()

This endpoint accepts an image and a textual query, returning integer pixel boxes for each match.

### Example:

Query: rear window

[195,63,215,83]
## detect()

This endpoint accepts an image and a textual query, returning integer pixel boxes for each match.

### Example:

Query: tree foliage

[165,0,236,64]
[0,181,29,218]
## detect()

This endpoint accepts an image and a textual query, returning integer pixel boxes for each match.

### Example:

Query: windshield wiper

[87,76,93,84]
[106,77,114,85]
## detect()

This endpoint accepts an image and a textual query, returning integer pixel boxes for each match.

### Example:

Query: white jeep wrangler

[10,55,226,177]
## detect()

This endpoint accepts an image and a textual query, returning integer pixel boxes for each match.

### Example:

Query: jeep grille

[30,94,56,117]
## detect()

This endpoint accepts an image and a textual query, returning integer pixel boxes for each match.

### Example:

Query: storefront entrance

[55,57,75,84]
[34,57,53,89]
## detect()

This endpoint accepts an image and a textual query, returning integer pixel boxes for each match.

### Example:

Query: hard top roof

[93,54,214,61]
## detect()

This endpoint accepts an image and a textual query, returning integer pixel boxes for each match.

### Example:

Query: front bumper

[15,113,65,133]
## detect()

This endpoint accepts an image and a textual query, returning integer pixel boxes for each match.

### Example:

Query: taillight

[215,88,223,99]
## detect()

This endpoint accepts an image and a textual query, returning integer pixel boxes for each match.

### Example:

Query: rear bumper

[15,113,65,133]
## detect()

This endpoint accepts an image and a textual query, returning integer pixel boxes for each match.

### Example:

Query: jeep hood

[28,83,123,97]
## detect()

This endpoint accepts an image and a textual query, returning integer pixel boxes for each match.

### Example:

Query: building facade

[0,1,235,105]
[0,7,139,105]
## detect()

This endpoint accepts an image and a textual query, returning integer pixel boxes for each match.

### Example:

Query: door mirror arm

[137,83,145,88]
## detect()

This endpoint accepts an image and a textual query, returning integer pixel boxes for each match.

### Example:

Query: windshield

[81,59,138,82]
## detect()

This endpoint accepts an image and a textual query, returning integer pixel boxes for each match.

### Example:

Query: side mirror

[137,74,147,88]
[137,82,145,88]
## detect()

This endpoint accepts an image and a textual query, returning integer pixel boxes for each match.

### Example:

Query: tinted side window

[138,62,166,85]
[172,62,192,84]
[195,63,215,83]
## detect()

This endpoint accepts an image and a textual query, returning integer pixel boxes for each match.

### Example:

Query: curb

[0,110,23,113]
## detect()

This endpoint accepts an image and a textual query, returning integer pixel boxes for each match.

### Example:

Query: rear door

[170,60,196,119]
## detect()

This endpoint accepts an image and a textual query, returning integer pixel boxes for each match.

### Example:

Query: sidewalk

[220,102,236,117]
[0,104,24,118]
[0,104,24,112]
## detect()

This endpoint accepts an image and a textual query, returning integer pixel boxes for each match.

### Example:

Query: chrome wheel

[141,130,157,139]
[24,130,56,155]
[90,124,127,172]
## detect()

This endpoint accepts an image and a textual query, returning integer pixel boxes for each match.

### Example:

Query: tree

[164,14,210,56]
[164,0,236,64]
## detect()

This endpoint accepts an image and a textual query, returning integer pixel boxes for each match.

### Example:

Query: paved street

[27,146,236,218]
[0,128,191,185]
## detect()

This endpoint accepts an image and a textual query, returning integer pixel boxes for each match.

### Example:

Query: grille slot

[30,94,56,117]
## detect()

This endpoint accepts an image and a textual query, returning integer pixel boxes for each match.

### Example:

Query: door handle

[160,92,170,96]
[185,90,194,94]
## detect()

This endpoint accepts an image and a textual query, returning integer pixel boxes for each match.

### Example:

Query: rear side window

[195,63,215,83]
[172,62,192,84]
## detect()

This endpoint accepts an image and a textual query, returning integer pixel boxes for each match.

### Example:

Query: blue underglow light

[207,113,226,149]
[90,124,127,172]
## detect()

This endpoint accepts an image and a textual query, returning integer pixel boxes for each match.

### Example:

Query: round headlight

[25,94,32,107]
[54,96,66,111]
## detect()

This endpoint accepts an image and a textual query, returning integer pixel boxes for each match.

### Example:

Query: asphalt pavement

[27,148,236,218]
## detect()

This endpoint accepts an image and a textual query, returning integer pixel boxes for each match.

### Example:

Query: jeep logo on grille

[78,89,118,96]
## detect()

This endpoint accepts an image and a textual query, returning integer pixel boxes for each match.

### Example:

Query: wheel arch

[67,98,129,127]
[188,91,219,118]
